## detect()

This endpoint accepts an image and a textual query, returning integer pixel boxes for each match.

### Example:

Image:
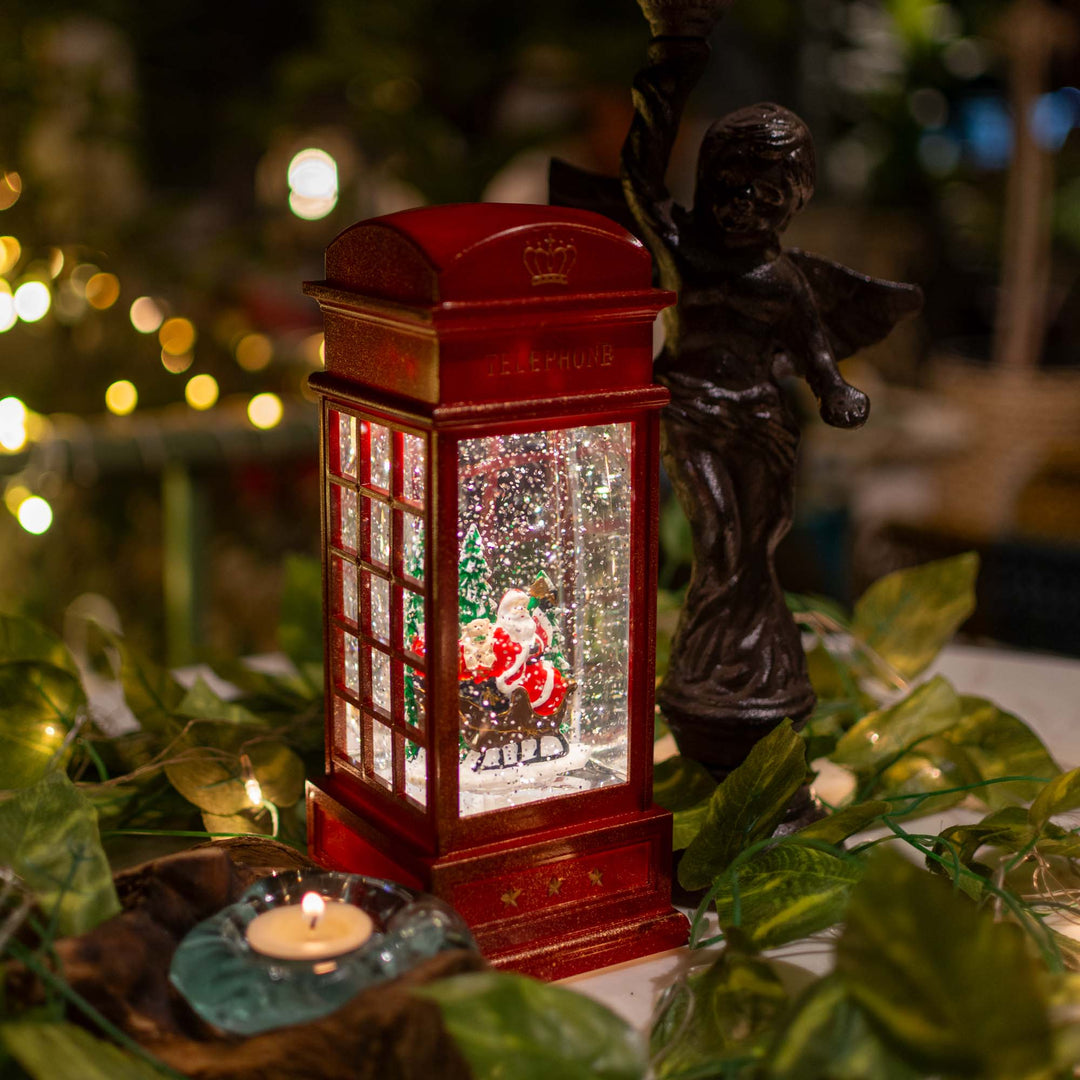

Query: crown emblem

[523,234,576,286]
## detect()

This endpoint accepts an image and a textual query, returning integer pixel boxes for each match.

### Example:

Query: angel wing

[788,248,923,360]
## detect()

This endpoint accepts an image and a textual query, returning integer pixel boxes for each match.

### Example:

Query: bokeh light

[287,148,338,220]
[0,397,27,452]
[160,316,196,355]
[161,350,193,374]
[0,291,16,333]
[0,237,20,274]
[14,281,51,322]
[4,483,29,514]
[130,296,164,333]
[85,272,120,310]
[47,249,64,279]
[105,380,138,416]
[17,495,52,535]
[0,172,21,212]
[247,392,283,430]
[235,332,273,371]
[300,331,325,366]
[185,373,219,410]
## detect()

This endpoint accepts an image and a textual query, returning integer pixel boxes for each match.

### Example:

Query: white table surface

[563,644,1080,1029]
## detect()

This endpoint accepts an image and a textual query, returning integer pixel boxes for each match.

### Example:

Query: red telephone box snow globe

[303,203,688,978]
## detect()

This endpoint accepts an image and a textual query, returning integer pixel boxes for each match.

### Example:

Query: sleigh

[459,681,572,772]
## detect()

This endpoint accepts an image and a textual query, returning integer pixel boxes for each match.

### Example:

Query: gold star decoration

[547,876,563,896]
[501,887,522,908]
[588,868,603,886]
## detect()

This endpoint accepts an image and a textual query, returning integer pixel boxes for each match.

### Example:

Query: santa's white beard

[499,611,535,645]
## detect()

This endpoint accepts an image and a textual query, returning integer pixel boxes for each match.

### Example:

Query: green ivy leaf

[247,740,306,807]
[416,971,646,1080]
[0,663,83,789]
[711,844,863,949]
[278,554,324,690]
[871,736,978,818]
[650,946,788,1077]
[1,1022,164,1080]
[851,552,978,680]
[796,801,889,845]
[0,771,119,936]
[933,806,1080,874]
[652,755,716,811]
[831,676,962,779]
[107,635,185,740]
[679,721,808,892]
[0,614,81,678]
[836,849,1054,1079]
[1029,766,1080,830]
[785,591,852,630]
[945,696,1059,808]
[765,975,922,1080]
[672,802,710,851]
[164,743,248,816]
[176,677,265,727]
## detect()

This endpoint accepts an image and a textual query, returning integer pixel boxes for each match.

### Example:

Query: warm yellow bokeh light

[17,495,52,535]
[0,397,27,452]
[247,392,284,430]
[130,296,164,333]
[300,331,325,366]
[70,263,100,294]
[0,172,21,212]
[288,148,338,198]
[47,248,64,279]
[159,316,196,355]
[0,292,15,333]
[105,380,138,416]
[185,373,219,410]
[235,332,273,372]
[288,190,338,221]
[4,483,29,514]
[161,350,193,374]
[14,281,50,322]
[0,236,21,274]
[85,272,120,310]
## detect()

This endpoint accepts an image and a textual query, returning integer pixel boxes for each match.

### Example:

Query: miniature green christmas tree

[458,523,493,626]
[404,530,425,752]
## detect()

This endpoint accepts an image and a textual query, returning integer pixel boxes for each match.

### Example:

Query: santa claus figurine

[461,588,568,718]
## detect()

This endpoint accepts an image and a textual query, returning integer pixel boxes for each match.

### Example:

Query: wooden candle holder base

[308,778,689,980]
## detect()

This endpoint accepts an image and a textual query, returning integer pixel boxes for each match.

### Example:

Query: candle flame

[301,891,326,929]
[244,777,263,806]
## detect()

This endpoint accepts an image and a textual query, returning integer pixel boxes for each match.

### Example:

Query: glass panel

[366,572,390,644]
[340,558,357,625]
[371,647,390,714]
[337,412,357,480]
[344,698,361,762]
[343,632,360,695]
[372,720,392,785]
[368,423,391,492]
[456,423,633,817]
[403,586,424,654]
[334,486,358,554]
[402,432,425,505]
[405,741,426,807]
[403,512,424,584]
[404,661,425,730]
[369,498,390,568]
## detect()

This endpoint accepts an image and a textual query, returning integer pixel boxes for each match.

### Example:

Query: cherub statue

[551,0,921,781]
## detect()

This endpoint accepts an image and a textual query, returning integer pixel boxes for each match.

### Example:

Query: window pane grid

[326,406,427,808]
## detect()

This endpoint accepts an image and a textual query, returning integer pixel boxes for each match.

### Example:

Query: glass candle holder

[169,869,476,1035]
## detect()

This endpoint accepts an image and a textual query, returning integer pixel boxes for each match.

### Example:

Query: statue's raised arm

[619,1,731,266]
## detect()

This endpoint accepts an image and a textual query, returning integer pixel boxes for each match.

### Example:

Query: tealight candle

[246,891,373,961]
